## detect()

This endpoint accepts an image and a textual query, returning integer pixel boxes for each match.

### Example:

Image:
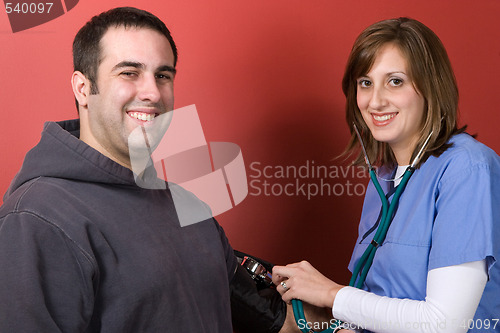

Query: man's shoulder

[1,176,89,224]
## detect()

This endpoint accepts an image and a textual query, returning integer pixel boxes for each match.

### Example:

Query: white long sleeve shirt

[333,260,487,333]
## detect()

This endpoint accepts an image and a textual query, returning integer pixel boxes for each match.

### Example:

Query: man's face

[80,26,175,169]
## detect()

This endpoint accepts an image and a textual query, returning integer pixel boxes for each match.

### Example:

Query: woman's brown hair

[342,17,464,168]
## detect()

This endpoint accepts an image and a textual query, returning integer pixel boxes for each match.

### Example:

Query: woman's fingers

[272,261,312,281]
[273,261,343,308]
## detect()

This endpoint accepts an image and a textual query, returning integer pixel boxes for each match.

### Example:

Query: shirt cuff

[332,286,359,320]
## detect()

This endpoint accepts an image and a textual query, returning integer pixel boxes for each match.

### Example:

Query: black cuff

[230,265,286,333]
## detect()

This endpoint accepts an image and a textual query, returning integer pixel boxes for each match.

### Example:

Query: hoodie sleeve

[0,211,96,332]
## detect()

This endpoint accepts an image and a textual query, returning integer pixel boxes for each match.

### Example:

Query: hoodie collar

[4,119,164,200]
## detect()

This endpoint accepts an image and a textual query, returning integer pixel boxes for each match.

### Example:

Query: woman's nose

[368,86,388,110]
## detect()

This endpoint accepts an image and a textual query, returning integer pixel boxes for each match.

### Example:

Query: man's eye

[156,73,172,80]
[121,72,137,77]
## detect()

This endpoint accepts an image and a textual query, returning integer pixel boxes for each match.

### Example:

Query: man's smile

[127,111,159,122]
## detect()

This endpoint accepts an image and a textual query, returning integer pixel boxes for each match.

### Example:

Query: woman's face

[356,43,425,165]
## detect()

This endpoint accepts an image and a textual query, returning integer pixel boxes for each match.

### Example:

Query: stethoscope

[292,125,433,333]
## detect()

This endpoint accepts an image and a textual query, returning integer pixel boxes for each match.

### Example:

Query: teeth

[128,112,156,122]
[373,113,396,121]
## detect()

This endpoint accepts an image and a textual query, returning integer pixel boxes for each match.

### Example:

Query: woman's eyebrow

[386,71,407,76]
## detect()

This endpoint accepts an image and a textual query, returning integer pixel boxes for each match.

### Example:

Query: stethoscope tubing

[292,298,339,333]
[291,124,430,332]
[351,166,414,288]
[292,166,415,332]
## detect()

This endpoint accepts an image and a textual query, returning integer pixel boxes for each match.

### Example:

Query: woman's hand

[272,260,345,308]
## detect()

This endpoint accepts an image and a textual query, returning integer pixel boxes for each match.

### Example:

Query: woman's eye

[358,79,371,88]
[389,78,403,86]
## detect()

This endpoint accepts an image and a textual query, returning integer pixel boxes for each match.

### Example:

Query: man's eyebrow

[112,61,144,72]
[158,65,177,75]
[111,61,176,75]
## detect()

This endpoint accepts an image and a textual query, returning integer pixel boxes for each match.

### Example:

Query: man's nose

[138,74,161,103]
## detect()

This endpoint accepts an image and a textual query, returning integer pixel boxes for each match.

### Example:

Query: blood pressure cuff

[230,264,286,333]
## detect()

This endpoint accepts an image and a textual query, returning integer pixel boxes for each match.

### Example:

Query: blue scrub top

[348,133,500,329]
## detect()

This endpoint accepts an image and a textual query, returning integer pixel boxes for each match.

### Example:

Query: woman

[273,18,500,333]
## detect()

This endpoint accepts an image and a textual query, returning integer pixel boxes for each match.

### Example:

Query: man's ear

[71,71,91,109]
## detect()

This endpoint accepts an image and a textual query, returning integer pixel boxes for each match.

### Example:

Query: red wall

[1,0,499,283]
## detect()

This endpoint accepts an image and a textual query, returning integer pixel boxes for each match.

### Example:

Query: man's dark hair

[72,7,178,99]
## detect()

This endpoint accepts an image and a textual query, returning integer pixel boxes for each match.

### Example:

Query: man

[0,7,290,332]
